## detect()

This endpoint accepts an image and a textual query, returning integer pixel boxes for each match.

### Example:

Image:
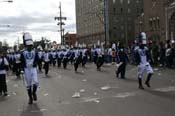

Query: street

[0,63,175,116]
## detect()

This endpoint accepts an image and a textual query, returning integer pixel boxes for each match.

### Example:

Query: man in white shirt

[0,48,9,96]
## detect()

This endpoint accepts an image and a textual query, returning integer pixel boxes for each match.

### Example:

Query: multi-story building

[76,0,143,46]
[76,0,104,46]
[166,0,175,40]
[64,33,77,46]
[135,0,175,42]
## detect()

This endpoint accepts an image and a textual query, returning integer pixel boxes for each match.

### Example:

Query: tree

[2,39,9,47]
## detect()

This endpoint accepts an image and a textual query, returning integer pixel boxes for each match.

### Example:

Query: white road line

[113,92,136,98]
[81,97,100,103]
[154,86,175,92]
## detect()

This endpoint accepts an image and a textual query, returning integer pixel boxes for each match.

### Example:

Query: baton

[20,71,26,87]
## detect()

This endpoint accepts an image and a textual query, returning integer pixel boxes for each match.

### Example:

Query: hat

[23,32,33,46]
[138,32,147,44]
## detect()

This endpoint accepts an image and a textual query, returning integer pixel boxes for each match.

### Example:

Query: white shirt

[96,48,102,56]
[23,50,35,68]
[0,57,9,74]
[82,49,87,57]
[74,49,80,58]
[108,48,112,56]
[136,47,148,65]
[14,53,21,63]
[44,52,50,62]
[38,51,43,59]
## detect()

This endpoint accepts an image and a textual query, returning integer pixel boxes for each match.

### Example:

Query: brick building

[64,33,77,46]
[135,0,175,42]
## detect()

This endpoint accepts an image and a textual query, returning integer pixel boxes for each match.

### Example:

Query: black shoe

[28,98,33,104]
[138,78,144,90]
[33,93,37,101]
[33,85,37,101]
[3,92,8,96]
[121,77,126,79]
[145,82,151,88]
[139,85,144,90]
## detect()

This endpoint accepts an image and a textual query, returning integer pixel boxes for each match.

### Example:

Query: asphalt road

[0,63,175,116]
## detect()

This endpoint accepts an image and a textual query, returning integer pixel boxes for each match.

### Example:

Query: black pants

[44,62,49,75]
[74,58,79,71]
[14,63,21,77]
[82,56,87,67]
[0,74,7,94]
[52,59,56,66]
[116,63,126,78]
[38,60,42,71]
[63,58,68,69]
[96,57,103,69]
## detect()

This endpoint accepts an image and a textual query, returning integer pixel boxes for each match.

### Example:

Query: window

[136,0,140,3]
[149,18,153,30]
[113,0,116,4]
[120,0,123,4]
[121,8,123,14]
[128,8,131,13]
[157,17,160,29]
[128,0,130,4]
[113,8,116,13]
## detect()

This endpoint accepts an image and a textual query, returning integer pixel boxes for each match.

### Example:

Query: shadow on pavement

[124,78,138,83]
[20,103,43,116]
[0,96,8,103]
[144,89,175,100]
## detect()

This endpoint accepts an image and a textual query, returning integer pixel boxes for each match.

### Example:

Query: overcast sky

[0,0,76,46]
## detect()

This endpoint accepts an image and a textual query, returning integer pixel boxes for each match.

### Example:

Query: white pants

[24,68,39,88]
[137,63,153,79]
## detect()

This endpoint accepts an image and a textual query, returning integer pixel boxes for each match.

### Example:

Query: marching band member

[135,32,154,89]
[0,48,9,96]
[20,33,39,104]
[96,45,104,71]
[14,51,21,79]
[62,48,68,69]
[37,48,44,72]
[43,50,50,75]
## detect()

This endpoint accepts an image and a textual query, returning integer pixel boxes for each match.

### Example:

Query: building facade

[166,0,175,40]
[135,0,175,42]
[76,0,104,46]
[64,33,77,46]
[76,0,143,46]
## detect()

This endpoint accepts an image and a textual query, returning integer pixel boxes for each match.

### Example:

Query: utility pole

[62,28,65,45]
[103,0,109,47]
[55,2,66,45]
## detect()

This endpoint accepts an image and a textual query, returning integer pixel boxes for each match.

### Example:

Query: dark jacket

[118,49,129,64]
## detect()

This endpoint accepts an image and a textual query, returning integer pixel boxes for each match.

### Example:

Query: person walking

[0,48,9,96]
[20,33,39,104]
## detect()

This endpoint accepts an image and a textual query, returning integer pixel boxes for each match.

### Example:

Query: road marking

[81,97,100,103]
[44,93,49,96]
[12,92,17,95]
[80,89,85,93]
[82,79,87,82]
[101,85,111,91]
[72,92,81,98]
[114,92,136,98]
[13,84,19,87]
[154,86,175,92]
